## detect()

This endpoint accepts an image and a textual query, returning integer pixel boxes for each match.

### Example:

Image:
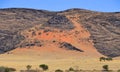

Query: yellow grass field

[0,48,120,72]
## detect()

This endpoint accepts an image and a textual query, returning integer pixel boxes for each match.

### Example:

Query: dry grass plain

[0,47,120,72]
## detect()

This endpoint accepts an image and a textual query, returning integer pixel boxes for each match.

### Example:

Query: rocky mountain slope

[0,8,120,57]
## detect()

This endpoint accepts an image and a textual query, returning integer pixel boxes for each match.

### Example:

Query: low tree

[26,65,32,70]
[100,57,113,62]
[39,64,48,71]
[106,57,113,61]
[100,57,106,61]
[102,65,109,71]
[69,67,74,71]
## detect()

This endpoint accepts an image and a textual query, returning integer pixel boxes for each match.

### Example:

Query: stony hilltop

[0,8,120,57]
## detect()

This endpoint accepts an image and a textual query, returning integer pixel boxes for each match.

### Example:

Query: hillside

[0,8,120,57]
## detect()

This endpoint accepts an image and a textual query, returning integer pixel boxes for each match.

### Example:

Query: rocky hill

[0,8,120,57]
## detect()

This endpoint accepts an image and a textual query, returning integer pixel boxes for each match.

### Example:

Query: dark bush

[69,67,74,71]
[102,65,109,71]
[39,64,48,71]
[106,57,113,61]
[26,65,32,70]
[100,57,113,61]
[32,31,36,36]
[99,57,106,61]
[0,66,16,72]
[55,69,63,72]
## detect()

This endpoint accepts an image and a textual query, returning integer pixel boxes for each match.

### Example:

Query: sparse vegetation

[0,64,120,72]
[106,57,113,61]
[100,57,113,61]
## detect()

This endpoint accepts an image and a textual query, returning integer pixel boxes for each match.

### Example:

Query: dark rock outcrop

[46,15,74,30]
[60,42,84,52]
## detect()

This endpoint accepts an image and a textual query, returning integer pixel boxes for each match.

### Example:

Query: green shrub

[99,57,106,61]
[69,67,74,71]
[39,64,48,71]
[100,57,113,62]
[102,65,109,71]
[106,57,113,61]
[26,65,32,70]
